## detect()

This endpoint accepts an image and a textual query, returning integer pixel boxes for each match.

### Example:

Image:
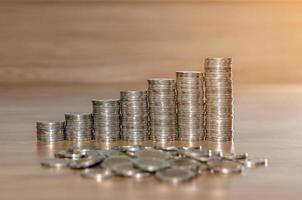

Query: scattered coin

[69,155,104,169]
[112,162,140,177]
[207,158,244,174]
[101,156,132,169]
[169,157,201,171]
[132,157,170,172]
[135,149,171,160]
[240,158,268,168]
[41,159,71,168]
[81,168,113,181]
[155,168,197,184]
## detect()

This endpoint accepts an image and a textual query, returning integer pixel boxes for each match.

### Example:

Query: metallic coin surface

[132,157,170,172]
[240,158,268,168]
[155,168,197,184]
[112,162,140,177]
[101,156,132,169]
[207,158,244,174]
[81,168,113,181]
[169,157,201,171]
[135,149,171,160]
[41,159,71,168]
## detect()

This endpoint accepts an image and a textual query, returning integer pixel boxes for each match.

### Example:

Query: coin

[92,99,120,142]
[155,168,197,184]
[176,71,204,141]
[148,78,177,142]
[41,159,71,168]
[101,156,132,169]
[207,158,244,174]
[135,149,171,160]
[65,112,93,141]
[81,168,112,181]
[68,155,104,169]
[132,157,170,172]
[120,91,149,142]
[169,157,201,171]
[36,121,65,143]
[204,57,233,142]
[111,162,140,177]
[240,158,268,168]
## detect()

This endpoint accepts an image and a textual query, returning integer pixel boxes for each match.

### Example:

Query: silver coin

[101,156,132,169]
[169,157,201,171]
[155,168,197,184]
[81,168,112,181]
[132,157,170,172]
[240,158,268,168]
[135,149,171,160]
[111,162,140,177]
[41,159,71,168]
[207,158,244,174]
[68,155,104,169]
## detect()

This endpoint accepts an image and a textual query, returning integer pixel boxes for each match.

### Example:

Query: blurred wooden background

[1,0,302,84]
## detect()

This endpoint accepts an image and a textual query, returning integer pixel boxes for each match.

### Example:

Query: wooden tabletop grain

[0,83,301,200]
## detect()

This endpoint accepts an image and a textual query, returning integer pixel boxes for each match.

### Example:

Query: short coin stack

[65,113,93,141]
[36,121,65,142]
[148,79,178,142]
[120,91,149,142]
[204,58,233,142]
[92,99,120,142]
[176,71,204,141]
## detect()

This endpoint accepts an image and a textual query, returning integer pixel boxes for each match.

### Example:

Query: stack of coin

[120,91,149,142]
[65,112,93,141]
[204,58,233,142]
[36,121,65,142]
[176,71,204,141]
[92,99,120,142]
[148,78,177,141]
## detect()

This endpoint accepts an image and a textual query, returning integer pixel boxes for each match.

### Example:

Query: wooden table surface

[0,83,301,200]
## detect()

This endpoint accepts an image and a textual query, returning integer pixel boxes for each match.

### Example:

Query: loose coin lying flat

[182,149,214,162]
[101,156,132,169]
[41,159,71,168]
[135,149,171,160]
[223,152,248,161]
[132,157,170,172]
[240,158,268,168]
[69,155,104,169]
[133,171,152,179]
[207,159,244,174]
[112,162,140,177]
[169,157,201,171]
[103,149,126,157]
[81,168,112,182]
[155,168,197,184]
[55,148,88,160]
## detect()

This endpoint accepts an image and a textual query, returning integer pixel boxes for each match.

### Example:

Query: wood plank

[0,83,302,200]
[0,2,302,84]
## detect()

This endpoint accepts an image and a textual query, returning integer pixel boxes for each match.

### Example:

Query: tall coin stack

[204,58,233,142]
[120,91,149,142]
[176,71,204,141]
[148,78,178,142]
[92,99,120,142]
[65,113,93,141]
[36,121,65,142]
